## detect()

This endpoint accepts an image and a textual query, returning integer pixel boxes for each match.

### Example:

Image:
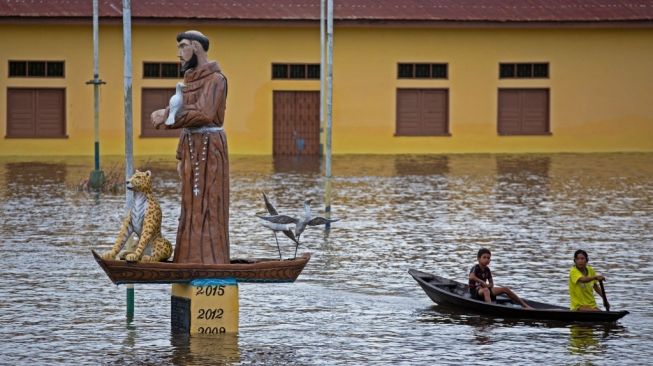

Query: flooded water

[0,153,652,365]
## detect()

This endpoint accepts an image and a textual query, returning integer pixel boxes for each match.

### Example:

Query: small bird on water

[257,199,339,258]
[165,82,184,126]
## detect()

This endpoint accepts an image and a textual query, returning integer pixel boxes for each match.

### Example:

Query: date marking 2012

[198,308,224,320]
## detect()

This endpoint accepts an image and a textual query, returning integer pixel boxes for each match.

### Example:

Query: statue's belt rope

[184,126,224,134]
[185,126,223,196]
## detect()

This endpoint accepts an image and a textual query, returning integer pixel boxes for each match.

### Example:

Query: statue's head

[126,170,153,193]
[176,30,209,73]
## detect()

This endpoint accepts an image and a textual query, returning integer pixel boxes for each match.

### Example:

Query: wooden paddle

[599,280,610,312]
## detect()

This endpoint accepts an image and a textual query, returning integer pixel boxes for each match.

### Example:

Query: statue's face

[177,39,198,73]
[177,39,194,64]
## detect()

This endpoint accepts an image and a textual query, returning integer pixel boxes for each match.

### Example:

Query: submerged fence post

[126,284,134,321]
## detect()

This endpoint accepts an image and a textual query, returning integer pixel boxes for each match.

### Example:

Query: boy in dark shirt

[469,248,532,308]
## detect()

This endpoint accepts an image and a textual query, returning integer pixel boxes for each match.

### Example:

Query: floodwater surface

[0,154,652,365]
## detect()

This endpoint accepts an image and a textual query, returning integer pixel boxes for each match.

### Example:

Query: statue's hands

[151,109,167,129]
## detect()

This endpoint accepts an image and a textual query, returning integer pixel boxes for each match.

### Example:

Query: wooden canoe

[92,250,311,285]
[409,269,628,322]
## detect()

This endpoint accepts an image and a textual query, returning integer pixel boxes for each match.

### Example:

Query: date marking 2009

[197,326,226,335]
[195,285,225,296]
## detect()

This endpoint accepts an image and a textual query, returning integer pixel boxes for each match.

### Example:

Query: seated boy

[468,248,532,309]
[569,249,605,311]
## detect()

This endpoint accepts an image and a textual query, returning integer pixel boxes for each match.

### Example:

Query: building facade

[1,1,652,156]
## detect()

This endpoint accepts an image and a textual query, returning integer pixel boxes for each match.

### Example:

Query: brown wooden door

[141,88,180,137]
[273,91,320,156]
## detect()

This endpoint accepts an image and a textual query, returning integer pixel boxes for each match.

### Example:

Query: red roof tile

[0,0,652,22]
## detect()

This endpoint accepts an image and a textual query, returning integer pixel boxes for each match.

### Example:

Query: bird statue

[257,199,340,258]
[259,193,299,259]
[165,82,184,126]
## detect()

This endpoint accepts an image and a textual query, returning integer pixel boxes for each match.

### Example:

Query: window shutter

[7,88,66,138]
[396,89,449,136]
[498,89,549,135]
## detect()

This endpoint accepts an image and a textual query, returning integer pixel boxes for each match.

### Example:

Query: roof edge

[1,17,653,29]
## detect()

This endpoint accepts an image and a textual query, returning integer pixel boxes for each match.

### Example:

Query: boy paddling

[469,248,532,309]
[569,249,606,311]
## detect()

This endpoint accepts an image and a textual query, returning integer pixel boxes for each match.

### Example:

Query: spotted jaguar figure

[101,170,173,262]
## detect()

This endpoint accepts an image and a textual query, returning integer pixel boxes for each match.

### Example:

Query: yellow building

[1,0,652,156]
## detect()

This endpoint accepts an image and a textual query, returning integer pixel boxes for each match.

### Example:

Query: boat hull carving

[93,250,311,284]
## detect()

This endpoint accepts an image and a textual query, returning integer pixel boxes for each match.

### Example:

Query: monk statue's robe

[167,61,229,264]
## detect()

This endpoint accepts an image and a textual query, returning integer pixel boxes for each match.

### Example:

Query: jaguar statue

[101,170,173,262]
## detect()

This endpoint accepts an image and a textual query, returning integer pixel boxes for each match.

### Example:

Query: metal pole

[324,0,334,228]
[319,0,325,156]
[92,0,100,171]
[123,0,134,207]
[325,0,333,178]
[86,0,106,189]
[122,0,135,321]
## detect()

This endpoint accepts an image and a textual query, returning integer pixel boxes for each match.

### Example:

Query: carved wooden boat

[92,250,311,284]
[409,269,628,322]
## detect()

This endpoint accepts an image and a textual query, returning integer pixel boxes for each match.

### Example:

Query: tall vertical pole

[324,0,334,228]
[122,0,135,321]
[319,0,325,156]
[92,0,100,171]
[123,0,134,207]
[87,0,106,189]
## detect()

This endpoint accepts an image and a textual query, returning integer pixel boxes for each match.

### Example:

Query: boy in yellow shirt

[569,249,606,311]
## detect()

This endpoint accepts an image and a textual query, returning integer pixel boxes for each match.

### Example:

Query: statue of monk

[151,30,229,264]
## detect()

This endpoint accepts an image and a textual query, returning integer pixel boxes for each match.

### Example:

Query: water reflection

[417,303,565,329]
[495,155,550,206]
[3,162,67,198]
[122,323,137,350]
[273,156,321,174]
[394,155,449,176]
[496,155,550,178]
[416,304,536,347]
[170,332,240,365]
[417,304,627,355]
[568,323,624,355]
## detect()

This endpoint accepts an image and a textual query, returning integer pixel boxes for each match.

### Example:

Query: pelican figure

[259,193,299,259]
[165,82,184,126]
[257,199,340,258]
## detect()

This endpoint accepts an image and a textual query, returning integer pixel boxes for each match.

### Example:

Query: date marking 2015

[195,285,225,297]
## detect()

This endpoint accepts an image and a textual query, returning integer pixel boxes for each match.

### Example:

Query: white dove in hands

[165,82,184,126]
